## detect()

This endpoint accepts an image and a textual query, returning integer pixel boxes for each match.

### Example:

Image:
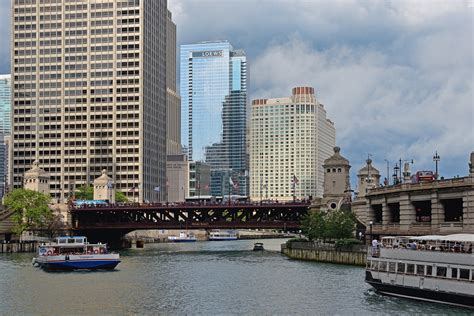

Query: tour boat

[168,231,197,242]
[32,236,120,270]
[366,234,474,309]
[253,242,265,251]
[209,230,238,241]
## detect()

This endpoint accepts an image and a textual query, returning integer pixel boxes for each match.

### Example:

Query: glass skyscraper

[180,41,248,196]
[0,74,11,198]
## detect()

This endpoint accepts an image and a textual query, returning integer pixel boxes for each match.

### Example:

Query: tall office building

[166,10,181,156]
[0,75,11,198]
[180,41,248,197]
[12,0,168,202]
[250,87,336,201]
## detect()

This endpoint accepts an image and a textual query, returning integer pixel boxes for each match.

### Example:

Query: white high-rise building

[250,87,336,201]
[11,0,169,202]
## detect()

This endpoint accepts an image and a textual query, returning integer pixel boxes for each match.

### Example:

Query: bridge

[71,201,310,243]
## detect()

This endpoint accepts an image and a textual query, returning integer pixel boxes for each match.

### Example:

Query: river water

[0,239,470,315]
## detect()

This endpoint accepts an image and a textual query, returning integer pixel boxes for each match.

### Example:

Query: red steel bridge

[71,201,310,243]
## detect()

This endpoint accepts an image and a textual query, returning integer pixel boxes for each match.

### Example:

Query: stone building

[93,169,114,203]
[23,161,50,195]
[353,152,474,236]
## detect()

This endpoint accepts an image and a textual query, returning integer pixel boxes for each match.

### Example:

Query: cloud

[0,0,472,181]
[170,0,473,179]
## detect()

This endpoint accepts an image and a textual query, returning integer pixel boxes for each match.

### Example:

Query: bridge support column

[382,201,390,226]
[399,193,415,232]
[463,183,474,233]
[430,192,442,233]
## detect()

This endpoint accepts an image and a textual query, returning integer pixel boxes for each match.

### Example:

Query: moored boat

[168,232,197,242]
[33,236,120,270]
[366,234,474,309]
[209,230,238,241]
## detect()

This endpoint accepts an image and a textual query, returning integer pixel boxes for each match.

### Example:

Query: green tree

[115,191,128,203]
[301,209,356,241]
[301,211,326,241]
[4,189,53,237]
[75,185,93,200]
[324,210,356,240]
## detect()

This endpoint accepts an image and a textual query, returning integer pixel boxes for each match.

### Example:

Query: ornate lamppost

[433,151,440,179]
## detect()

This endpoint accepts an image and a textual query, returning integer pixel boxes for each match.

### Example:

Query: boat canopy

[410,234,474,243]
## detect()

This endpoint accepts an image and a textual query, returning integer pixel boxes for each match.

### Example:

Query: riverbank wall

[0,241,37,253]
[281,241,367,266]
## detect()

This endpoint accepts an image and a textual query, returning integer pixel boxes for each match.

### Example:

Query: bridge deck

[71,202,310,232]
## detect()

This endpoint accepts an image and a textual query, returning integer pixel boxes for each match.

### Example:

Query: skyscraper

[12,0,169,202]
[180,41,248,197]
[250,87,336,201]
[0,75,11,198]
[166,10,181,156]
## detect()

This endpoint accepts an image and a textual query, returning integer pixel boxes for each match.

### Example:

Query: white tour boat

[366,234,474,308]
[209,230,238,241]
[168,231,197,242]
[32,236,120,270]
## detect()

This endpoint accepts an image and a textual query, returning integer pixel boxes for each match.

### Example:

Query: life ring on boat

[94,249,99,254]
[47,250,52,256]
[99,248,105,254]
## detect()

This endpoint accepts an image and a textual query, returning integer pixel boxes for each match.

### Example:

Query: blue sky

[0,0,472,185]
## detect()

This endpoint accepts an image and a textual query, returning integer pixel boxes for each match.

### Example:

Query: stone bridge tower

[93,169,114,203]
[23,160,50,195]
[322,146,351,210]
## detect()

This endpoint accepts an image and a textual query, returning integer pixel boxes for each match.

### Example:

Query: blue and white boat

[32,236,120,270]
[209,230,238,241]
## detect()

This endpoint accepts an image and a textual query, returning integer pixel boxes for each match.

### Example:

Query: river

[0,239,470,315]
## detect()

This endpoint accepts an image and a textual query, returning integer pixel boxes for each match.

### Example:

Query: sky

[0,0,473,185]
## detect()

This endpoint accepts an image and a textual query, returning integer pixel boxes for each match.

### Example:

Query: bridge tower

[322,146,351,210]
[23,160,50,195]
[356,159,380,199]
[93,169,114,203]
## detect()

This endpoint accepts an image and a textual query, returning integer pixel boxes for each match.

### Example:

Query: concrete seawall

[0,241,38,253]
[281,241,367,266]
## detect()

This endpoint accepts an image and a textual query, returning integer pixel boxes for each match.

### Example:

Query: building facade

[0,75,11,198]
[250,87,336,201]
[166,10,181,156]
[188,161,211,198]
[11,0,169,202]
[166,154,188,202]
[352,152,474,236]
[180,41,248,197]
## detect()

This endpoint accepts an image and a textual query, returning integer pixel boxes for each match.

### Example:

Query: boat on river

[253,242,264,251]
[366,234,474,309]
[209,230,238,241]
[32,236,120,270]
[168,232,197,242]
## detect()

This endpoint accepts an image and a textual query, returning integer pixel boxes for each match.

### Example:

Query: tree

[301,209,356,241]
[301,211,326,241]
[75,185,93,200]
[115,191,128,203]
[324,210,356,240]
[4,189,53,238]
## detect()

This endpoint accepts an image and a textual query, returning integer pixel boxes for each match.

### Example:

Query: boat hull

[34,254,120,271]
[209,237,238,241]
[168,239,197,243]
[39,260,120,270]
[366,271,474,309]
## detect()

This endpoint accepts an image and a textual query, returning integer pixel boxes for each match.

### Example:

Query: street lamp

[433,151,440,179]
[393,164,400,184]
[369,220,373,242]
